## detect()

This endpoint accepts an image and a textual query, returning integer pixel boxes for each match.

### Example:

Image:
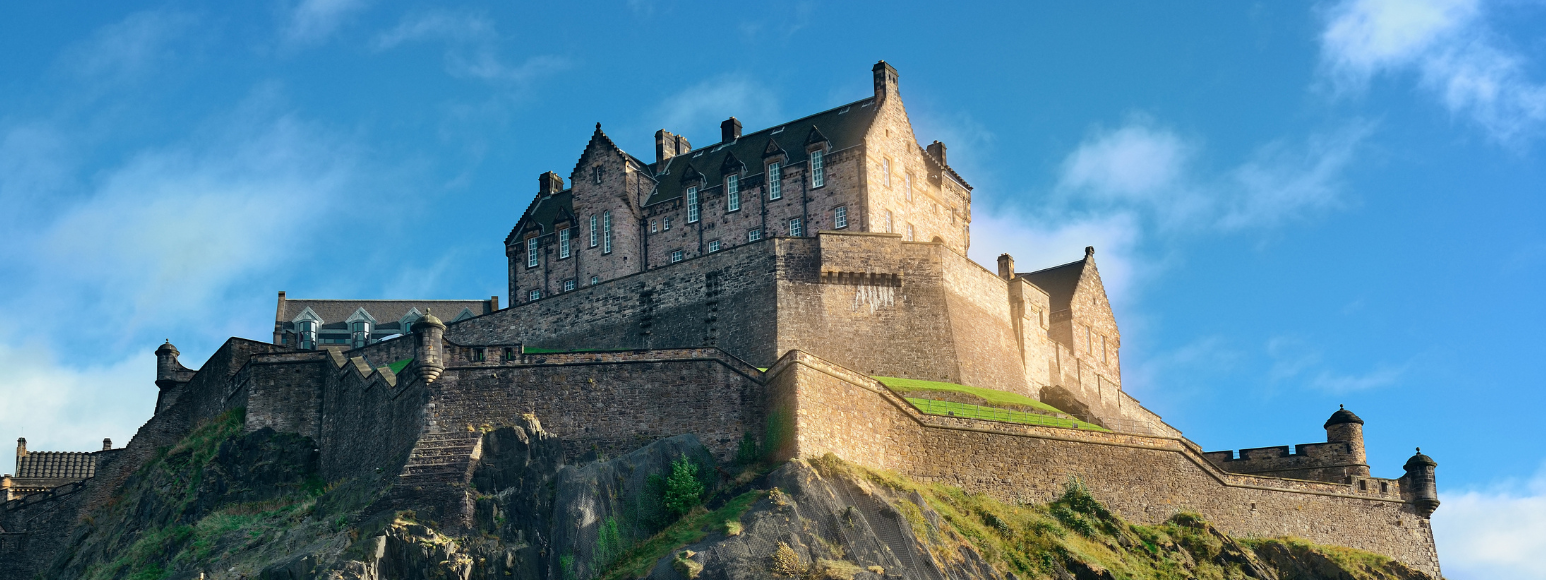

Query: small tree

[735,431,760,465]
[663,454,705,518]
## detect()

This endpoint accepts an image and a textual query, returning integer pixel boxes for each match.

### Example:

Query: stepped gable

[643,96,879,207]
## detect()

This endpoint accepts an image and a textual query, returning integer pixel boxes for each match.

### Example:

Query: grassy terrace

[904,398,1107,431]
[874,376,1108,431]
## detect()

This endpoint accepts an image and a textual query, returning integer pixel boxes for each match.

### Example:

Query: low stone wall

[765,351,1442,576]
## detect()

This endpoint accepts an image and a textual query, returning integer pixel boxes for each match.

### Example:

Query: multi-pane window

[906,223,914,241]
[664,218,672,231]
[559,228,571,258]
[602,212,612,253]
[810,150,824,187]
[526,237,539,267]
[905,174,913,201]
[590,275,599,285]
[834,206,848,229]
[768,162,782,200]
[883,158,891,187]
[708,240,721,252]
[885,210,894,233]
[748,228,762,242]
[789,218,802,237]
[589,215,598,247]
[727,175,740,211]
[564,279,576,292]
[687,186,700,222]
[651,220,658,233]
[671,250,684,263]
[528,289,541,301]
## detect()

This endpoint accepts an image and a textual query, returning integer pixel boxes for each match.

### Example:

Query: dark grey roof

[643,97,879,206]
[279,299,493,326]
[1019,259,1087,312]
[506,189,575,245]
[1324,406,1365,428]
[16,451,97,479]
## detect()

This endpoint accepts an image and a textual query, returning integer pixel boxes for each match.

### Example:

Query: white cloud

[59,10,198,84]
[967,210,1145,310]
[281,0,370,48]
[1264,336,1409,393]
[1059,123,1193,200]
[652,76,781,143]
[0,344,151,454]
[1318,0,1546,143]
[371,11,569,84]
[1434,465,1546,580]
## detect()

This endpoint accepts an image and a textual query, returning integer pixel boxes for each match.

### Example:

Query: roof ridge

[1020,259,1085,277]
[647,96,875,173]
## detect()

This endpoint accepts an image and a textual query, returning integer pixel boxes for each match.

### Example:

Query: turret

[414,309,447,383]
[1403,448,1440,517]
[154,340,182,389]
[1324,404,1370,477]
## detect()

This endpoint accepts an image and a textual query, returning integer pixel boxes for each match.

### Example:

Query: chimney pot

[873,60,899,101]
[927,140,947,166]
[997,254,1015,280]
[721,117,742,142]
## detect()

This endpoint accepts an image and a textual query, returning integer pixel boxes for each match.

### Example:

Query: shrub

[770,542,803,576]
[663,454,706,519]
[734,431,760,465]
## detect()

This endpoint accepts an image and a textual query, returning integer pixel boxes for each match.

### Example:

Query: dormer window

[810,150,824,188]
[687,186,700,223]
[768,162,782,200]
[526,237,539,268]
[298,319,317,350]
[726,175,740,211]
[350,320,372,348]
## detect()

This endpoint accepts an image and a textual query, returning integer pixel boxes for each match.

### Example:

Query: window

[906,223,914,241]
[528,289,541,301]
[748,228,762,242]
[664,217,672,231]
[559,228,571,258]
[789,218,802,237]
[1101,336,1108,363]
[592,166,603,184]
[504,347,516,361]
[298,320,317,349]
[1085,326,1093,354]
[905,174,913,201]
[883,158,891,187]
[671,250,684,263]
[564,279,576,292]
[526,237,539,267]
[727,175,740,211]
[589,215,598,247]
[768,162,782,200]
[651,219,658,233]
[708,240,721,252]
[884,210,894,233]
[834,205,848,229]
[473,348,486,362]
[810,150,824,187]
[591,275,599,285]
[686,186,700,223]
[602,211,612,254]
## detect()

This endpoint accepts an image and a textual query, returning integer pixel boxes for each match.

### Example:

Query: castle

[1,62,1442,577]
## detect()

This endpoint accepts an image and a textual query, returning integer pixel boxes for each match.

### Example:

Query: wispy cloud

[651,75,781,142]
[1318,0,1546,143]
[1434,464,1546,580]
[58,10,198,84]
[280,0,371,48]
[0,344,150,452]
[371,11,569,84]
[1265,336,1409,393]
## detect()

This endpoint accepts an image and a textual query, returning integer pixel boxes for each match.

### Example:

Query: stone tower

[1324,405,1370,477]
[1403,448,1440,517]
[414,310,447,383]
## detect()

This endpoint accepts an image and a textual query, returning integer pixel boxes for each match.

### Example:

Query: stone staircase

[399,431,483,486]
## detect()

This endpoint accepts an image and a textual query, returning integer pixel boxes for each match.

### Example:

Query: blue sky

[1,1,1543,576]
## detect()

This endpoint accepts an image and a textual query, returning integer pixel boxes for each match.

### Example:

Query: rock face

[20,414,1438,580]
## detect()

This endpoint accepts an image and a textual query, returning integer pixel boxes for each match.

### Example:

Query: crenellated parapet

[1204,405,1373,483]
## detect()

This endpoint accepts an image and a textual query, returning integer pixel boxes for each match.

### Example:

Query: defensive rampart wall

[763,350,1442,576]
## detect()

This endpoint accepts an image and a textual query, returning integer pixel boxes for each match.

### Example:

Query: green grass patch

[597,490,763,580]
[905,398,1108,431]
[387,358,413,374]
[522,347,608,354]
[872,376,1066,415]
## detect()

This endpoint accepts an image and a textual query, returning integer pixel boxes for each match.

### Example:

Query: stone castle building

[1,61,1442,577]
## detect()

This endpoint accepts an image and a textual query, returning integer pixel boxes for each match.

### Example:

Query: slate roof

[1325,406,1365,427]
[278,299,494,326]
[644,97,879,206]
[15,451,97,480]
[1019,259,1088,312]
[507,189,575,243]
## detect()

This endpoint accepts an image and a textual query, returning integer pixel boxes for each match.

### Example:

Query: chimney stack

[656,130,692,164]
[103,438,112,451]
[927,140,947,166]
[538,171,564,196]
[997,254,1015,280]
[721,117,742,143]
[873,60,899,102]
[16,437,26,459]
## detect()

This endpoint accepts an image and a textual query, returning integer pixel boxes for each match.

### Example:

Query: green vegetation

[807,455,1412,580]
[873,376,1067,415]
[734,431,760,465]
[597,490,763,580]
[906,398,1108,431]
[387,357,413,374]
[662,454,708,518]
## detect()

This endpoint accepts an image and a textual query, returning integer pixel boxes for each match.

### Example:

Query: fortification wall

[766,351,1441,576]
[238,350,330,440]
[317,351,427,482]
[1204,442,1370,483]
[427,349,764,462]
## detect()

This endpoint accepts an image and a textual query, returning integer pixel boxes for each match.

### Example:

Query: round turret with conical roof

[1323,405,1370,477]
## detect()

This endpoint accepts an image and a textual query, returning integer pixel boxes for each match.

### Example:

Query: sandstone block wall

[765,351,1441,577]
[316,351,427,482]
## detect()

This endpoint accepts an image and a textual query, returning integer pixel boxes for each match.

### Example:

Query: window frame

[589,215,598,247]
[789,218,802,237]
[882,157,891,188]
[748,228,762,242]
[528,289,541,301]
[686,185,700,223]
[602,211,612,254]
[905,173,912,201]
[671,250,684,263]
[768,162,782,200]
[884,210,894,234]
[810,150,825,188]
[564,279,576,292]
[559,228,571,259]
[708,239,721,252]
[727,175,740,212]
[526,236,539,268]
[906,223,914,241]
[834,205,848,229]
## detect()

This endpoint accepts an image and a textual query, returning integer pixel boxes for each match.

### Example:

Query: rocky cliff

[22,411,1436,580]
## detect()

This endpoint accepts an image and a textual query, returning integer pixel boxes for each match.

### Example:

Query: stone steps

[398,432,483,483]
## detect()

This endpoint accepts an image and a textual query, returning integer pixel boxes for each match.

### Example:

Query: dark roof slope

[644,97,879,206]
[507,189,574,244]
[1019,259,1087,312]
[1324,406,1365,428]
[16,451,97,480]
[279,299,493,325]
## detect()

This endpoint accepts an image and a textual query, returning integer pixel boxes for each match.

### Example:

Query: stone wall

[766,351,1442,576]
[316,350,427,482]
[1204,442,1371,483]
